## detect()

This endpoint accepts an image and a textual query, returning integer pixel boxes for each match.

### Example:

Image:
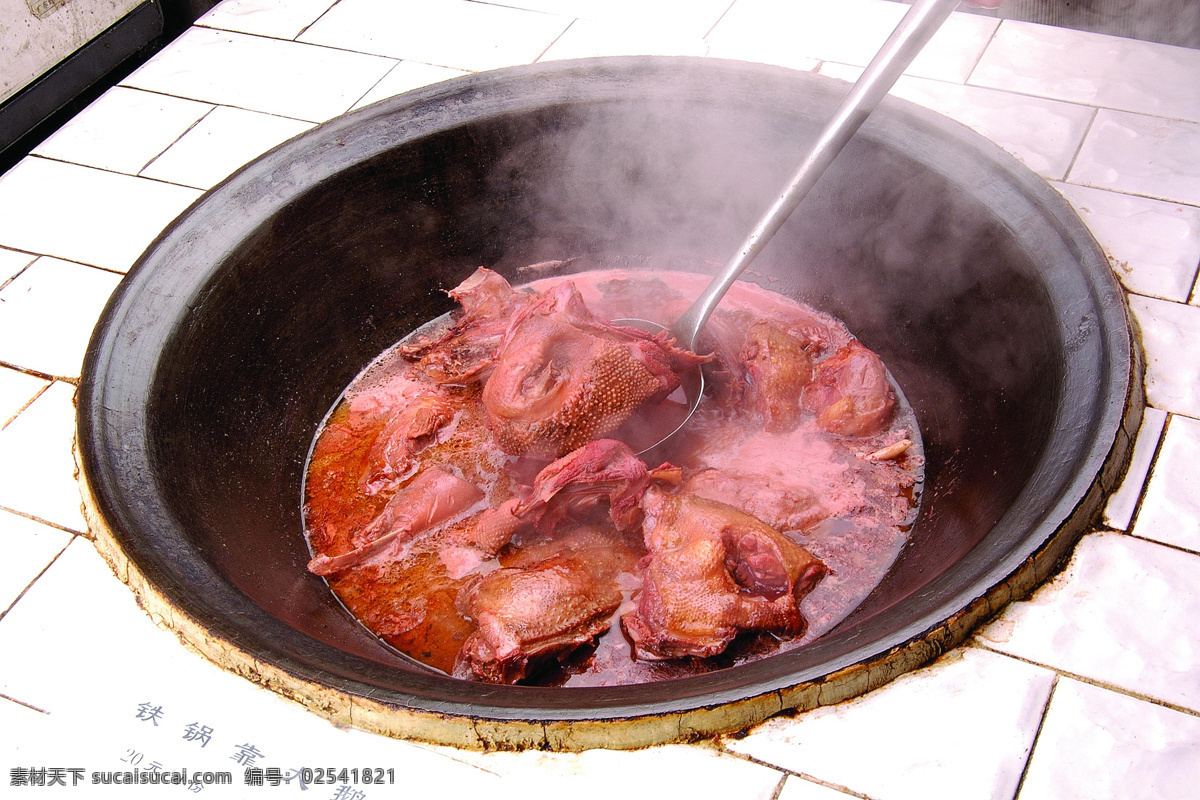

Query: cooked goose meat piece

[482,281,706,458]
[455,553,623,684]
[742,319,814,434]
[802,340,895,436]
[623,488,827,660]
[307,467,484,575]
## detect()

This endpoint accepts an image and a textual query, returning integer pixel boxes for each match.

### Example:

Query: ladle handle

[672,0,964,351]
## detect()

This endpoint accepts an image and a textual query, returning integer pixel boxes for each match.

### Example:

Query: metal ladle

[621,0,965,454]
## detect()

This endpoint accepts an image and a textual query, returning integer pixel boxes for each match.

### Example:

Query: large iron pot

[77,57,1137,750]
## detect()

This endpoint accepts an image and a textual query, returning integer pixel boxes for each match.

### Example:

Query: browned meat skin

[682,466,828,534]
[512,439,661,533]
[622,488,827,661]
[455,554,623,684]
[360,391,458,494]
[482,282,707,458]
[742,319,814,433]
[306,467,484,575]
[401,268,525,386]
[802,340,895,436]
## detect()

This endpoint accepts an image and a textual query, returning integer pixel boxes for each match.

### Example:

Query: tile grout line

[963,15,1005,87]
[0,536,76,624]
[293,0,349,41]
[1009,673,1059,800]
[0,361,76,386]
[0,250,127,281]
[0,256,35,295]
[532,18,576,63]
[0,502,87,536]
[109,84,321,125]
[1118,412,1174,538]
[23,153,207,194]
[344,60,405,115]
[0,379,53,430]
[137,105,220,177]
[704,0,741,41]
[0,693,49,715]
[968,641,1200,720]
[716,744,879,800]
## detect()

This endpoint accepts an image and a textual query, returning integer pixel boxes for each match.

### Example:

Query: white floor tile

[979,531,1200,713]
[0,158,202,273]
[819,63,1094,179]
[0,247,37,285]
[0,258,123,379]
[778,778,857,800]
[1055,183,1200,303]
[706,0,998,83]
[1103,406,1167,531]
[1069,110,1200,206]
[466,744,782,798]
[298,0,572,72]
[480,0,733,41]
[1132,414,1200,553]
[0,367,48,428]
[351,61,472,110]
[197,0,338,40]
[971,21,1200,125]
[0,539,505,795]
[1129,294,1200,419]
[140,105,314,190]
[30,87,213,176]
[0,509,71,616]
[1018,678,1200,800]
[0,382,86,532]
[122,27,395,122]
[724,648,1054,800]
[541,18,708,61]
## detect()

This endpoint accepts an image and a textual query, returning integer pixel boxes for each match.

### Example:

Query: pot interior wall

[82,60,1122,716]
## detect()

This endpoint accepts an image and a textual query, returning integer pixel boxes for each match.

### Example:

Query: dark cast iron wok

[77,57,1137,750]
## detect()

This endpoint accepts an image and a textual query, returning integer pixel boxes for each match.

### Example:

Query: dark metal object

[77,58,1134,748]
[0,2,163,163]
